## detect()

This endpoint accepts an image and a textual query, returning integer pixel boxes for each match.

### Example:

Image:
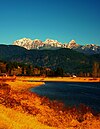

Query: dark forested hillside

[0,45,27,61]
[0,45,100,75]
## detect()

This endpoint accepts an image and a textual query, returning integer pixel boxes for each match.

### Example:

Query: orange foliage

[0,83,100,129]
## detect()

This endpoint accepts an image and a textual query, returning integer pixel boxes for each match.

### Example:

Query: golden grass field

[0,76,100,129]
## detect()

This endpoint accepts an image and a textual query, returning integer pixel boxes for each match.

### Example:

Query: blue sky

[0,0,100,45]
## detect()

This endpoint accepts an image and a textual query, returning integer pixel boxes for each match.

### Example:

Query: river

[30,82,100,113]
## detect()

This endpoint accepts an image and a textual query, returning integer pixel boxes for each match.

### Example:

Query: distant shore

[1,76,99,92]
[17,76,100,83]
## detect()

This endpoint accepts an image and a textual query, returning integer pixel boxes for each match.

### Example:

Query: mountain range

[13,38,100,55]
[0,38,100,75]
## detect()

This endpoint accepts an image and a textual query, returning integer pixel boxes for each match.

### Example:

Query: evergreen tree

[92,62,100,77]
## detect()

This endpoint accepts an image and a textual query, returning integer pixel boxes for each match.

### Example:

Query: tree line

[0,61,100,77]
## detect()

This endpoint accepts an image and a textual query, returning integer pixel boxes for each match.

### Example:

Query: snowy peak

[13,38,44,49]
[67,40,80,49]
[43,39,62,47]
[13,38,33,50]
[80,44,100,54]
[44,39,60,44]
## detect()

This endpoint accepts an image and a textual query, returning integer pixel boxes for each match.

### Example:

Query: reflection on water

[30,82,100,112]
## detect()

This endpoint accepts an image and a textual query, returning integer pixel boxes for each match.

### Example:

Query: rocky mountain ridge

[13,38,100,54]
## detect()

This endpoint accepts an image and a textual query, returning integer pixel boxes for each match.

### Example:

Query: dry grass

[6,80,44,91]
[0,104,57,129]
[0,79,100,129]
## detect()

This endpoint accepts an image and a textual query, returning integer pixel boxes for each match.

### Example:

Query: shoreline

[16,76,100,83]
[5,76,99,92]
[5,80,45,91]
[0,76,100,129]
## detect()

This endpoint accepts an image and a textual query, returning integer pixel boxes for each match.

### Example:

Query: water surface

[30,82,100,112]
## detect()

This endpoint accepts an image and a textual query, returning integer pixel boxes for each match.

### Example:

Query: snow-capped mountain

[13,38,100,54]
[43,39,62,47]
[13,38,44,49]
[67,40,80,49]
[76,44,100,54]
[13,38,33,50]
[13,38,63,49]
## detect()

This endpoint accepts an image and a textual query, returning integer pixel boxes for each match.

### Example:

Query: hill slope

[0,45,100,74]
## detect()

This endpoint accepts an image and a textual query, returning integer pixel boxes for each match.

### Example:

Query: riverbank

[6,80,45,91]
[0,80,57,129]
[0,77,100,129]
